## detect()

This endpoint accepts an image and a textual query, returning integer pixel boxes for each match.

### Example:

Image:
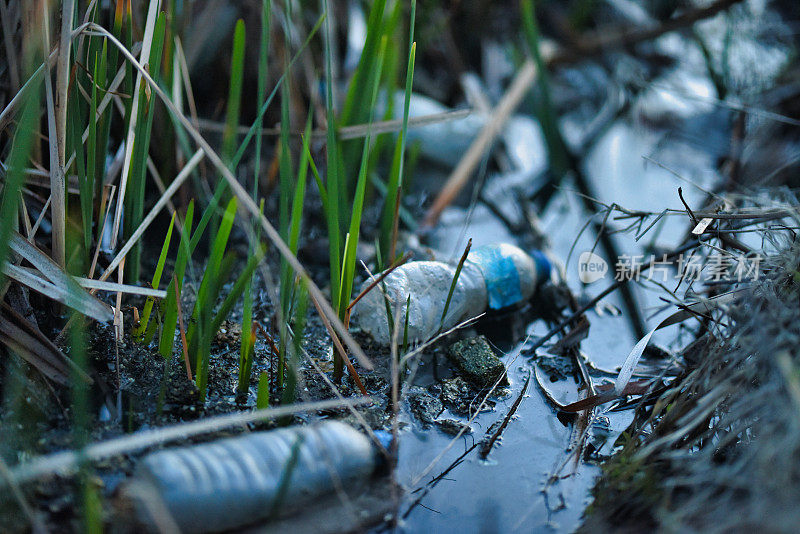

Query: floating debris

[122,421,390,533]
[352,243,559,345]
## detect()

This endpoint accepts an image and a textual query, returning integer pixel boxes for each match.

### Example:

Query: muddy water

[396,104,721,531]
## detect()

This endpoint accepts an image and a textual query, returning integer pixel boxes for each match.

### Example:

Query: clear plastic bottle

[352,243,559,345]
[127,421,388,532]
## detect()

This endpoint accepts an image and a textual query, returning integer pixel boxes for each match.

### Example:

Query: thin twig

[422,60,538,228]
[678,187,699,225]
[194,108,472,140]
[548,0,743,66]
[479,369,531,459]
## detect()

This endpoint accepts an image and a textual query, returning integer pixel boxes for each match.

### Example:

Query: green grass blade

[158,200,195,359]
[339,0,388,190]
[254,0,272,195]
[290,116,313,254]
[364,0,402,182]
[68,90,89,266]
[521,0,570,184]
[276,10,296,389]
[85,51,101,251]
[238,3,270,398]
[229,13,325,170]
[277,114,313,386]
[211,245,266,339]
[324,1,342,313]
[304,138,328,214]
[177,13,322,258]
[189,197,237,400]
[438,239,472,335]
[208,17,245,250]
[188,197,237,347]
[133,212,176,342]
[380,1,416,256]
[222,19,246,163]
[195,251,237,400]
[238,302,254,396]
[281,278,308,405]
[256,372,270,409]
[238,199,265,395]
[278,49,294,317]
[370,174,417,233]
[338,36,388,319]
[93,39,111,220]
[339,0,388,128]
[337,232,352,313]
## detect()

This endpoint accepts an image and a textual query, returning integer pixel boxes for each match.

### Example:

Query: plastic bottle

[127,421,389,533]
[352,243,560,345]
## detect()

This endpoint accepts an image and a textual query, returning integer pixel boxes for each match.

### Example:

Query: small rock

[440,376,495,416]
[446,336,508,388]
[407,387,443,426]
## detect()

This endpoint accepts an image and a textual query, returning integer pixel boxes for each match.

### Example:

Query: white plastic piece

[352,243,557,345]
[131,421,379,533]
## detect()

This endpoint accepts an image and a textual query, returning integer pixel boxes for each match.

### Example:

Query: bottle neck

[530,250,554,285]
[467,246,526,309]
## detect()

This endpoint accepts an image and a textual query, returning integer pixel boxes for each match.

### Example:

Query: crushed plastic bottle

[126,421,390,533]
[352,243,560,345]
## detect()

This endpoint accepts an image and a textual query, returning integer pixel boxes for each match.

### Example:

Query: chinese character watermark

[577,251,763,284]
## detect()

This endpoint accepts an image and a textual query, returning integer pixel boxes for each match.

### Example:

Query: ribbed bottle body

[134,421,376,532]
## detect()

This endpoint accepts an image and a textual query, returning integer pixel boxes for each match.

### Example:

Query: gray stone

[446,336,508,388]
[407,387,443,426]
[440,376,495,416]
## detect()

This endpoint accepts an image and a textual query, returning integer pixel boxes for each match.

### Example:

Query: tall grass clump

[0,0,371,420]
[184,198,267,401]
[317,0,416,380]
[237,0,272,399]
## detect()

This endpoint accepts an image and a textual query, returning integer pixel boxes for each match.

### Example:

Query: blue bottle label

[467,245,524,309]
[530,250,553,285]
